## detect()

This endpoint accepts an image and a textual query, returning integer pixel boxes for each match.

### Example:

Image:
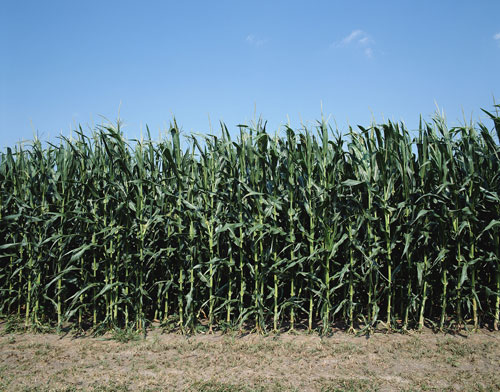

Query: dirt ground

[0,323,499,392]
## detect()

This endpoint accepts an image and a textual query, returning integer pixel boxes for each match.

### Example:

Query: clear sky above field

[1,0,499,148]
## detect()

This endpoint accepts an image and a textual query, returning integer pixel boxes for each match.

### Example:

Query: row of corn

[1,108,499,333]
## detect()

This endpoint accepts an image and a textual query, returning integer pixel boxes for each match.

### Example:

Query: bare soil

[0,323,499,392]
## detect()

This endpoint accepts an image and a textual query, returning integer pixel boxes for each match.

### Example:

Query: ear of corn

[1,107,499,332]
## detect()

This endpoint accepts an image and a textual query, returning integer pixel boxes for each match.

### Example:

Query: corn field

[1,107,499,333]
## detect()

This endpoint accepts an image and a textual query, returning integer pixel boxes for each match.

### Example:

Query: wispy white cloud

[494,32,500,47]
[358,36,371,45]
[332,29,375,58]
[340,29,364,46]
[334,30,373,47]
[246,34,266,47]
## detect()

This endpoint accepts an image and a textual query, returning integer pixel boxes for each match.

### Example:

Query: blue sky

[1,0,499,148]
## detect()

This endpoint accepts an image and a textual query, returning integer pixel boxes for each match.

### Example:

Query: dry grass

[0,323,499,391]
